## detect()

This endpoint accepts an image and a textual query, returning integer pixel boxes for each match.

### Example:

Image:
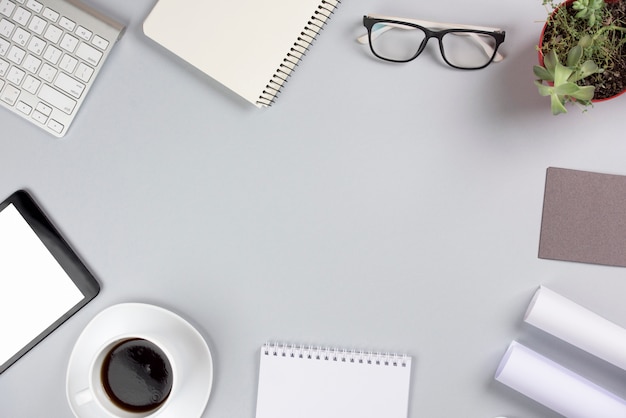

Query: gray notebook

[539,167,626,267]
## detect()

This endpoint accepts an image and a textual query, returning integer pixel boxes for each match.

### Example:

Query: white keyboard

[0,0,123,137]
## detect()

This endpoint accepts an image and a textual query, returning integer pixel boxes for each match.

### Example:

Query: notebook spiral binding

[262,342,410,367]
[256,0,341,107]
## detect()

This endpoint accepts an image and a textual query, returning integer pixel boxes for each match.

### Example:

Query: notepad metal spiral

[256,0,341,107]
[262,342,410,367]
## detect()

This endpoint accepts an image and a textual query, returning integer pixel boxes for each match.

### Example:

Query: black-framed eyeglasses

[358,15,506,70]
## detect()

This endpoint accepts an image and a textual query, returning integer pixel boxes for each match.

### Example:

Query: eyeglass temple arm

[356,15,505,62]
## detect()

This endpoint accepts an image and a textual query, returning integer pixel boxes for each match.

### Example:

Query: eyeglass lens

[441,32,497,68]
[369,22,497,69]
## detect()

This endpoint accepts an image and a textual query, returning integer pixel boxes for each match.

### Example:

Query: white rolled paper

[495,341,626,418]
[524,286,626,371]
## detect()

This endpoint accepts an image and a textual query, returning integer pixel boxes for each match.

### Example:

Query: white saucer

[66,303,213,418]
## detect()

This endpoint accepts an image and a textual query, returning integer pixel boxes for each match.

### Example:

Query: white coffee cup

[72,334,177,418]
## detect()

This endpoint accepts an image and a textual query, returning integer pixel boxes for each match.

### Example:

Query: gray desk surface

[1,0,626,417]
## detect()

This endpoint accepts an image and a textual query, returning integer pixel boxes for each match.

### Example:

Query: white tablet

[0,190,99,374]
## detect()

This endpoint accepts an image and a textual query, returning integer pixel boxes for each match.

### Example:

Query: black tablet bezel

[0,190,100,374]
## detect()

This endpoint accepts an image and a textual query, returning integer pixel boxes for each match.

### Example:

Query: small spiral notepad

[255,342,412,418]
[144,0,341,107]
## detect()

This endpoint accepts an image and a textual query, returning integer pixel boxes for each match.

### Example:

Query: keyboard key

[13,7,30,25]
[22,53,40,72]
[43,23,61,43]
[32,109,46,123]
[59,53,76,72]
[0,78,4,90]
[76,42,101,66]
[58,16,74,31]
[47,118,63,133]
[27,35,45,55]
[75,25,91,41]
[74,62,93,82]
[25,0,42,14]
[42,7,58,22]
[59,33,78,52]
[0,18,15,37]
[12,26,29,46]
[35,100,50,115]
[54,72,84,98]
[7,45,25,64]
[38,61,55,81]
[22,73,39,93]
[92,35,108,50]
[38,84,75,114]
[0,0,16,18]
[42,44,60,63]
[27,14,45,34]
[16,100,31,114]
[7,66,25,84]
[1,84,20,105]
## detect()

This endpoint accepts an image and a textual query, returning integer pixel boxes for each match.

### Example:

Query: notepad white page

[255,345,412,418]
[143,0,330,106]
[0,204,83,365]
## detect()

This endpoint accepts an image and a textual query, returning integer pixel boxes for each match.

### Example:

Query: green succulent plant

[572,0,605,26]
[534,40,603,115]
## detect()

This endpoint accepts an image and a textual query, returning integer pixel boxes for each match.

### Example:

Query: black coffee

[101,338,173,413]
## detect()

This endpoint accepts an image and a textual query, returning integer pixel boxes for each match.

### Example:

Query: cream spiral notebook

[143,0,341,107]
[255,342,412,418]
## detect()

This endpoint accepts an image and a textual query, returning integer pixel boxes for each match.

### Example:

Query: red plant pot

[537,0,626,102]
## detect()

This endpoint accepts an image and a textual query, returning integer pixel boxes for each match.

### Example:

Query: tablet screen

[0,191,99,373]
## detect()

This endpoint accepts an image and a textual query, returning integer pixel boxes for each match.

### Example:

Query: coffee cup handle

[75,388,93,406]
